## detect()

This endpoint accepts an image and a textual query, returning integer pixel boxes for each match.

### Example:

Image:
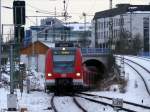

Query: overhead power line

[26,3,56,14]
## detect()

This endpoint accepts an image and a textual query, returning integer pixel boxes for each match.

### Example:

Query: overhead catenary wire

[26,1,94,24]
[27,2,62,17]
[26,3,52,14]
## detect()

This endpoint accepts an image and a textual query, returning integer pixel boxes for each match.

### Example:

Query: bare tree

[132,33,143,55]
[115,31,142,55]
[115,30,131,54]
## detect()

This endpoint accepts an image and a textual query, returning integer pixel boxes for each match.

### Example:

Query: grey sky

[2,0,150,28]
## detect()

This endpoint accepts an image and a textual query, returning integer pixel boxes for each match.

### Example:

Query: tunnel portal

[83,59,107,80]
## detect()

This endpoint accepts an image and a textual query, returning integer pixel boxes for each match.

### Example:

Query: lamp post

[36,10,38,72]
[83,12,87,47]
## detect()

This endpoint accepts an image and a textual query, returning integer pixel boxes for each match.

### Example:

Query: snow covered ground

[0,88,52,112]
[0,56,150,112]
[54,96,83,112]
[75,97,116,112]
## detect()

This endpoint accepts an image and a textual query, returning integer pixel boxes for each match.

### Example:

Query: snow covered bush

[27,70,45,91]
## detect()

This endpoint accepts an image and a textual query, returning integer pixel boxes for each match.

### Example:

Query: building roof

[40,18,64,28]
[93,4,150,20]
[21,41,51,55]
[66,22,92,31]
[41,41,55,48]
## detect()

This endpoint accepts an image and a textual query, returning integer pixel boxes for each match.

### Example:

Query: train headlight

[48,73,52,77]
[76,73,81,77]
[62,47,66,50]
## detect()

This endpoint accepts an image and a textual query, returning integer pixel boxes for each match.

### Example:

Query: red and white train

[45,46,84,93]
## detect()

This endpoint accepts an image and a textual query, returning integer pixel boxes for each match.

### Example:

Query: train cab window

[52,49,75,73]
[53,61,74,73]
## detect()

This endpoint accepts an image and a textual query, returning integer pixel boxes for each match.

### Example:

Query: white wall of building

[38,55,45,73]
[31,30,38,43]
[91,21,95,47]
[93,12,150,47]
[21,54,46,73]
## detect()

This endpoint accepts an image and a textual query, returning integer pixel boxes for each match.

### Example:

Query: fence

[138,52,150,57]
[81,48,111,55]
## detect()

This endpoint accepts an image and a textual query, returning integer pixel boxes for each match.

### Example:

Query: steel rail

[116,56,150,74]
[77,92,150,110]
[73,96,88,112]
[75,94,136,112]
[51,95,58,112]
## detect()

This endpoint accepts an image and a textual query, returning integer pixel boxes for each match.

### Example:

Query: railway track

[76,92,150,112]
[116,56,150,96]
[50,95,58,112]
[73,97,88,112]
[124,61,150,96]
[124,55,150,63]
[50,94,88,112]
[116,56,150,74]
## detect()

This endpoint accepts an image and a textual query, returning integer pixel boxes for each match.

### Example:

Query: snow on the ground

[18,91,52,112]
[0,88,9,110]
[1,73,10,83]
[125,59,150,93]
[124,56,150,70]
[54,96,83,112]
[0,68,47,111]
[0,88,52,112]
[75,97,121,112]
[27,70,45,91]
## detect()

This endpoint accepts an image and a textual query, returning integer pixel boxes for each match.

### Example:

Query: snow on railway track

[127,55,150,62]
[52,95,86,112]
[123,56,150,72]
[76,92,150,112]
[74,96,116,112]
[116,56,150,95]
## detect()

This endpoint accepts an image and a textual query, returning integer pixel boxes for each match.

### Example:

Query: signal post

[7,0,25,111]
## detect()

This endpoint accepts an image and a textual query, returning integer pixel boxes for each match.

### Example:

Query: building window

[70,27,74,30]
[143,17,149,52]
[114,19,116,26]
[101,23,104,29]
[79,26,83,29]
[88,26,92,30]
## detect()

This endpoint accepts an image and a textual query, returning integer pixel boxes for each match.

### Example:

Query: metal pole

[36,11,38,26]
[83,12,86,47]
[110,0,112,9]
[36,11,38,72]
[83,13,86,31]
[10,44,14,94]
[0,0,2,82]
[130,11,132,38]
[109,0,113,52]
[149,17,150,55]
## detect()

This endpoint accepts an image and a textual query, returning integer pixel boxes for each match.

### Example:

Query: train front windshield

[53,49,75,73]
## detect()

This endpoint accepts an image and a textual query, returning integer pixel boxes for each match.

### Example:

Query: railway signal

[13,1,25,25]
[7,1,26,111]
